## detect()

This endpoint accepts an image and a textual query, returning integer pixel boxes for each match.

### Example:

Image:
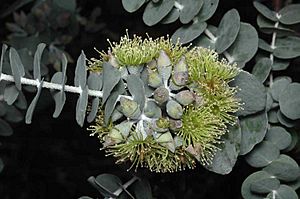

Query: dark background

[0,0,299,198]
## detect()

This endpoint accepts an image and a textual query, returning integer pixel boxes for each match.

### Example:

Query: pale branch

[269,16,280,86]
[0,73,103,98]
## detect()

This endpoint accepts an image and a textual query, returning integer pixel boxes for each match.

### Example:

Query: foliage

[0,0,300,198]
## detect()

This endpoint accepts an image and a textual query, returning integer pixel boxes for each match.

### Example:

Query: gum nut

[109,128,123,143]
[144,101,162,118]
[174,56,188,73]
[111,109,123,122]
[157,50,171,67]
[148,70,163,88]
[169,119,183,131]
[169,80,183,91]
[115,121,133,138]
[194,93,204,107]
[152,119,168,133]
[166,100,183,119]
[153,86,169,104]
[173,71,189,86]
[120,97,141,118]
[175,90,195,106]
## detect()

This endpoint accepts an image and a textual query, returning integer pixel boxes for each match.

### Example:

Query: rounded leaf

[171,21,207,44]
[179,0,203,24]
[279,83,300,120]
[122,0,145,13]
[266,185,298,199]
[0,119,13,136]
[265,126,292,150]
[270,77,291,102]
[279,4,300,25]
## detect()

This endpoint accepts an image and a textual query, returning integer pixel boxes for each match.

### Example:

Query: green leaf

[76,86,89,127]
[102,62,121,104]
[246,141,280,168]
[268,109,279,124]
[265,126,292,150]
[274,36,300,59]
[239,111,268,155]
[87,98,100,123]
[143,0,175,26]
[144,101,162,118]
[0,44,8,79]
[279,83,300,120]
[242,171,275,199]
[104,80,125,124]
[0,158,4,173]
[87,73,102,123]
[250,173,280,194]
[215,9,240,53]
[253,1,277,21]
[9,47,25,90]
[270,77,291,102]
[257,15,295,36]
[94,174,122,197]
[53,0,76,12]
[4,84,19,105]
[126,74,146,110]
[251,58,272,83]
[0,118,13,136]
[132,179,152,199]
[205,122,241,174]
[266,185,298,199]
[122,0,145,13]
[196,0,218,22]
[263,155,300,182]
[258,38,273,52]
[51,54,68,118]
[279,4,300,25]
[161,8,180,24]
[33,43,46,81]
[171,21,207,44]
[179,0,203,24]
[230,71,266,116]
[25,80,43,124]
[74,51,87,88]
[14,91,27,110]
[226,23,258,64]
[4,105,23,123]
[272,59,289,71]
[277,110,297,128]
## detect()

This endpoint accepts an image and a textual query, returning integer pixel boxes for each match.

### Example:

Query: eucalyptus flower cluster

[88,33,241,173]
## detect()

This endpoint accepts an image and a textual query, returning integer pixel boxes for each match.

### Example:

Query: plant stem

[109,176,139,198]
[269,20,279,86]
[0,73,103,97]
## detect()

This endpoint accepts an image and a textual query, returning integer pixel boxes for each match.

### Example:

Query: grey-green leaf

[196,0,218,22]
[274,36,300,59]
[266,185,298,199]
[74,51,87,88]
[132,179,152,199]
[265,127,292,150]
[25,80,43,124]
[272,59,289,71]
[251,58,272,83]
[104,80,125,124]
[263,154,300,182]
[250,173,280,194]
[94,174,122,198]
[239,111,268,155]
[258,38,273,52]
[205,122,241,174]
[279,4,300,25]
[122,0,145,13]
[102,62,121,104]
[279,83,300,120]
[253,1,277,22]
[33,43,46,81]
[270,76,291,102]
[215,9,240,53]
[277,110,297,128]
[226,23,258,64]
[171,21,207,44]
[179,0,203,24]
[4,84,19,105]
[9,47,25,90]
[76,85,89,127]
[127,74,146,110]
[230,71,266,116]
[143,0,175,26]
[87,98,100,123]
[161,8,180,24]
[246,141,280,168]
[0,44,8,79]
[0,118,13,136]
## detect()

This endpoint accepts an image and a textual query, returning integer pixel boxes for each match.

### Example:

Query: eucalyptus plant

[0,0,299,199]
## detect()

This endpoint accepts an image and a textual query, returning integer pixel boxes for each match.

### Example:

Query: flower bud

[144,101,162,118]
[175,90,195,106]
[111,109,123,122]
[153,86,169,104]
[169,119,183,131]
[194,93,204,107]
[172,56,189,86]
[155,132,175,152]
[156,118,170,129]
[120,97,141,119]
[148,70,163,88]
[114,121,133,138]
[157,50,171,67]
[108,128,123,144]
[166,100,183,119]
[108,51,120,68]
